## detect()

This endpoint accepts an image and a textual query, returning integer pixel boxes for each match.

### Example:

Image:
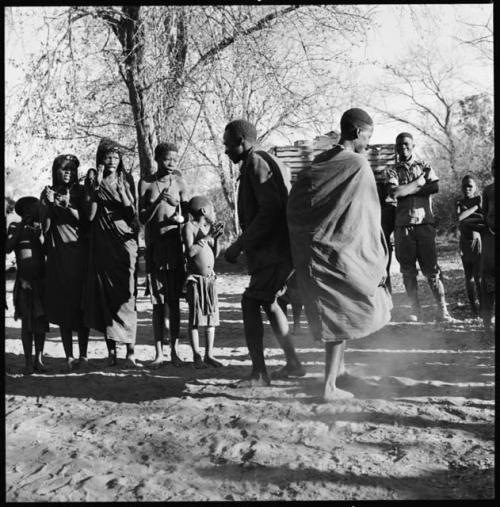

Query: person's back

[9,221,45,283]
[6,196,49,374]
[288,108,392,401]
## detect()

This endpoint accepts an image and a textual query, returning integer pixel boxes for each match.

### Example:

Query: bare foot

[75,357,90,371]
[65,357,78,373]
[149,357,165,369]
[323,382,354,401]
[193,353,208,369]
[33,361,49,373]
[271,363,306,379]
[232,373,270,388]
[171,354,185,367]
[22,364,34,376]
[124,356,142,369]
[336,372,367,389]
[107,354,117,367]
[204,356,223,368]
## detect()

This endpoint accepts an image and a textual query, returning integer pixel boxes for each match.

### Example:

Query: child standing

[6,196,49,374]
[182,196,224,368]
[456,175,483,318]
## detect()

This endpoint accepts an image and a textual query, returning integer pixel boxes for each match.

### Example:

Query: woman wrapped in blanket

[83,138,139,367]
[40,154,90,372]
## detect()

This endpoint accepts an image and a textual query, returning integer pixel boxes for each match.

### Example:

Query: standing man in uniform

[138,142,189,367]
[387,132,452,322]
[223,119,304,387]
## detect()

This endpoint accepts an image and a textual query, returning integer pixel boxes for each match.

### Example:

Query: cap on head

[15,196,39,217]
[224,119,257,144]
[189,195,211,216]
[340,108,373,136]
[154,142,179,161]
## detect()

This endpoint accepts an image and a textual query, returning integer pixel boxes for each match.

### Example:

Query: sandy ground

[4,247,495,501]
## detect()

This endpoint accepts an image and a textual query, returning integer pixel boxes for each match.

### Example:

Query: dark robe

[83,178,137,343]
[42,185,88,330]
[287,146,392,342]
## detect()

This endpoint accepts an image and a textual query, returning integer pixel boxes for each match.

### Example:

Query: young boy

[6,196,49,374]
[456,175,483,318]
[182,196,224,368]
[480,159,495,338]
[138,142,189,367]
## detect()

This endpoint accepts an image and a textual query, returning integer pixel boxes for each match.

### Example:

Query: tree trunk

[112,6,157,178]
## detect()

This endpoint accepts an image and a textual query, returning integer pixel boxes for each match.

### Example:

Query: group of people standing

[7,107,495,401]
[7,138,223,376]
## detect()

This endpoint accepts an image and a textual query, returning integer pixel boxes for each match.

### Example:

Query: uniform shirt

[386,156,439,227]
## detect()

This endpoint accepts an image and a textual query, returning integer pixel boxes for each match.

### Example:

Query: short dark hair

[189,195,211,216]
[461,174,475,185]
[396,132,414,142]
[15,196,39,217]
[154,142,179,161]
[340,108,373,136]
[224,119,257,144]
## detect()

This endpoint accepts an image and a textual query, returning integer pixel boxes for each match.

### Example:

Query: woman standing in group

[83,139,139,367]
[41,154,90,372]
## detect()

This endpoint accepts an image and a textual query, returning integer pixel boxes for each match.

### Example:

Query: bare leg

[77,326,89,368]
[291,303,302,335]
[33,332,48,372]
[189,326,207,368]
[235,295,269,387]
[481,280,495,338]
[324,341,354,401]
[105,335,117,366]
[264,300,304,379]
[204,326,223,367]
[21,322,34,375]
[151,304,166,367]
[125,343,141,368]
[60,326,77,372]
[169,299,184,367]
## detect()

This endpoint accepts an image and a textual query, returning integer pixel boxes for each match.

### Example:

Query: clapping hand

[55,189,69,207]
[44,186,56,204]
[212,221,224,238]
[97,164,104,186]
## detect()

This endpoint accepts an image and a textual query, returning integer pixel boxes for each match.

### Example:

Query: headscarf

[51,154,80,187]
[96,138,125,175]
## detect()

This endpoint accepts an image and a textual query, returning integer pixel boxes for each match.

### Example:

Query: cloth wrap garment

[42,184,88,330]
[83,179,138,343]
[287,146,392,342]
[186,273,219,327]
